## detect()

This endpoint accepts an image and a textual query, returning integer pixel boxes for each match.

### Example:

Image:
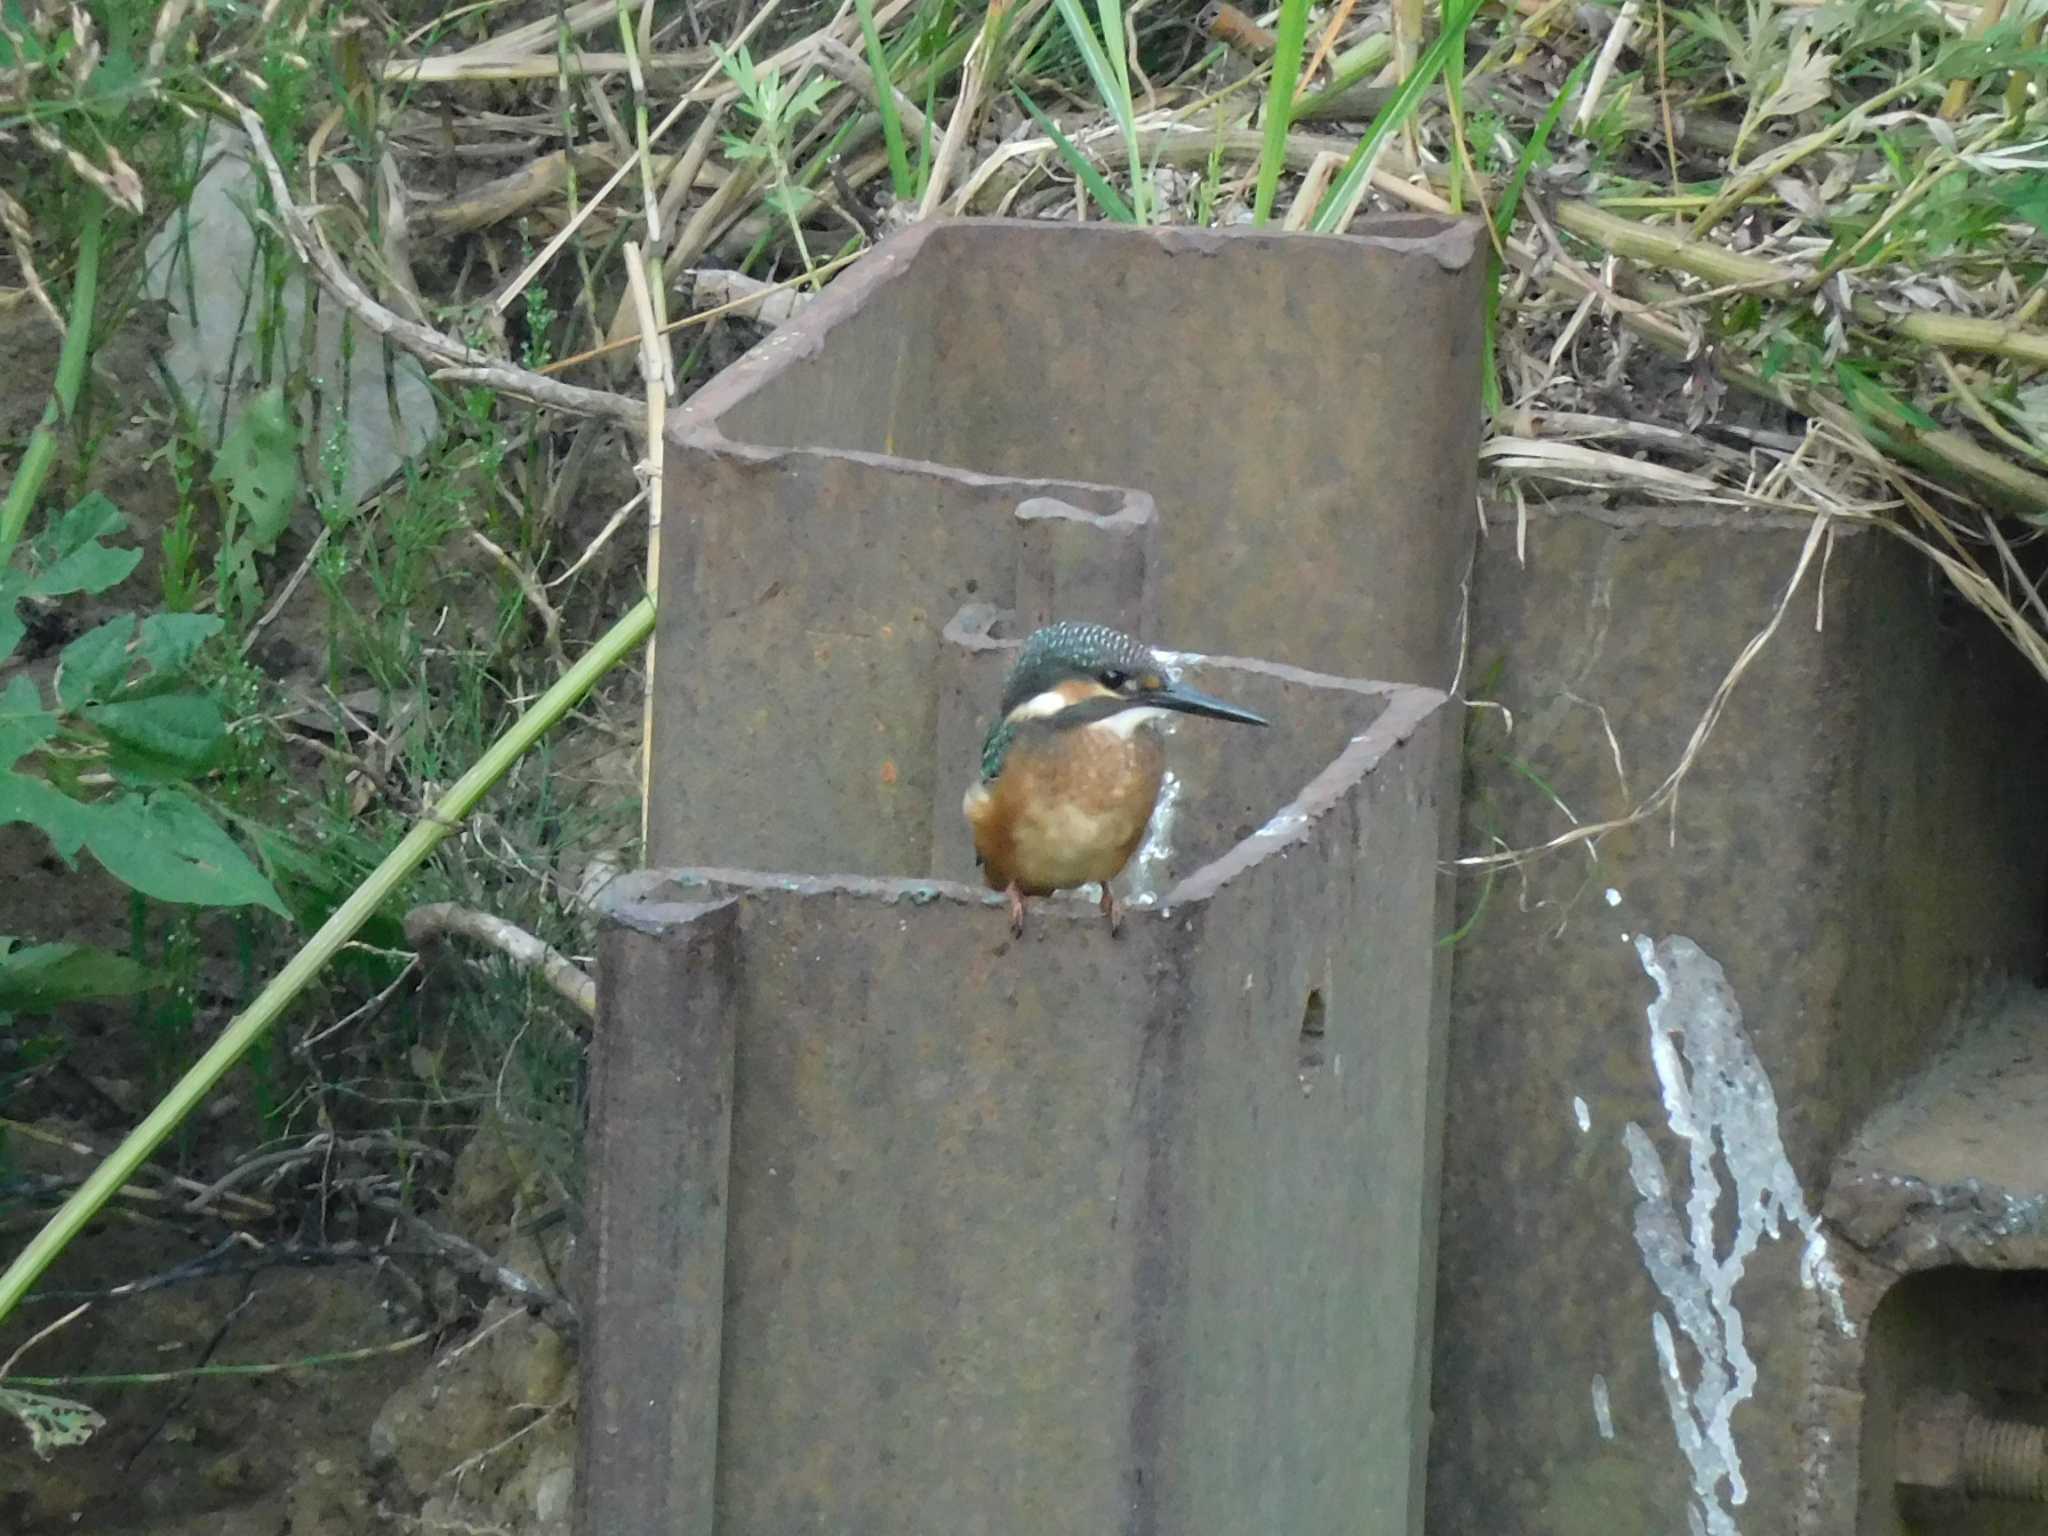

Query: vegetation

[1,0,2044,1454]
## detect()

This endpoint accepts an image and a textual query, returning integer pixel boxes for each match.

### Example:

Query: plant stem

[0,596,657,1327]
[0,191,105,569]
[1252,0,1311,225]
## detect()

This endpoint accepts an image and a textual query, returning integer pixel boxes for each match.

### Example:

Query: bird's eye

[1100,669,1129,690]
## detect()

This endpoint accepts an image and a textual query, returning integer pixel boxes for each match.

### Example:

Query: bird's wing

[979,717,1018,782]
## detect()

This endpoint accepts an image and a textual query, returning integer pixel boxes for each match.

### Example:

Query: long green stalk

[1051,0,1147,222]
[855,0,914,198]
[0,596,657,1324]
[0,192,105,569]
[1252,0,1312,225]
[1310,0,1483,234]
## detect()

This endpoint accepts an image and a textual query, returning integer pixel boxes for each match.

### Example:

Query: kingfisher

[963,621,1269,937]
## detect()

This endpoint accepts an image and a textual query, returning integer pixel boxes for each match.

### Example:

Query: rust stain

[881,759,898,785]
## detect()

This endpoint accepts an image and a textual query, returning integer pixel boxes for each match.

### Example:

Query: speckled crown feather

[998,621,1160,717]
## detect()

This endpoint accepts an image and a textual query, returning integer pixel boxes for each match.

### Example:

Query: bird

[963,620,1270,938]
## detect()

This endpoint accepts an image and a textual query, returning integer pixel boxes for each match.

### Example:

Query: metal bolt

[1897,1391,2048,1509]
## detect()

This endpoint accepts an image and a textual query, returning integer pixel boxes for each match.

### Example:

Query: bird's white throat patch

[1004,689,1168,737]
[1091,705,1170,738]
[1006,687,1075,722]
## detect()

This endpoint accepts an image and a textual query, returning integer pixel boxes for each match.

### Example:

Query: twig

[447,1395,572,1484]
[623,240,671,851]
[221,96,643,427]
[486,0,801,312]
[919,0,1009,217]
[1455,512,1834,869]
[402,902,597,1020]
[469,528,568,669]
[1574,0,1641,132]
[185,1133,448,1213]
[296,957,423,1054]
[7,1329,434,1387]
[0,1302,91,1381]
[546,487,649,587]
[367,1200,580,1339]
[543,247,861,374]
[815,36,932,140]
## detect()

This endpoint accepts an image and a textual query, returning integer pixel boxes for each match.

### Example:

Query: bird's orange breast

[964,722,1166,897]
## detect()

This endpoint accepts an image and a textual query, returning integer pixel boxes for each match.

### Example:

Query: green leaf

[21,493,137,600]
[83,693,226,774]
[1495,53,1592,242]
[790,74,833,119]
[856,0,914,200]
[0,675,57,771]
[0,939,158,1011]
[1931,21,2048,81]
[1993,176,2048,241]
[0,1386,106,1460]
[41,492,124,556]
[1015,89,1137,223]
[25,540,140,599]
[1311,0,1485,234]
[0,605,22,664]
[135,612,224,676]
[1050,0,1145,219]
[80,791,288,915]
[1252,0,1312,225]
[1836,360,1941,432]
[0,770,94,859]
[212,385,300,550]
[56,615,134,710]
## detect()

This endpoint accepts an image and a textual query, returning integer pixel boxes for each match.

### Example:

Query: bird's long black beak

[1154,681,1269,727]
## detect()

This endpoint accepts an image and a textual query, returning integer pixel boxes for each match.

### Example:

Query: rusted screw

[1897,1391,2048,1509]
[1961,1413,2048,1502]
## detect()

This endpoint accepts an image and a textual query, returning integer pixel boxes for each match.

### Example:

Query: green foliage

[0,938,157,1015]
[1015,87,1135,222]
[720,44,836,277]
[855,0,919,201]
[0,1386,105,1460]
[0,495,283,917]
[211,387,302,626]
[1311,0,1486,233]
[1251,0,1312,225]
[1049,0,1150,223]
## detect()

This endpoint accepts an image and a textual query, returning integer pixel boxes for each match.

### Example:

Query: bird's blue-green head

[980,621,1268,780]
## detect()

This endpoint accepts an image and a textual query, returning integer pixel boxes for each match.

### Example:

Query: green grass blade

[1095,0,1132,101]
[1016,87,1137,222]
[1310,0,1484,234]
[1494,53,1591,241]
[0,596,659,1327]
[855,0,914,200]
[1478,54,1589,417]
[0,191,102,569]
[1050,0,1123,115]
[1293,32,1393,115]
[1252,0,1313,226]
[1051,0,1146,220]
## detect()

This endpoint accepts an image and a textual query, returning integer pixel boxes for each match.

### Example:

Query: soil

[1,1117,581,1535]
[3,299,593,1534]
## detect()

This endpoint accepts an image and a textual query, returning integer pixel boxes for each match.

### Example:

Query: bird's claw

[1100,884,1123,936]
[1006,883,1027,939]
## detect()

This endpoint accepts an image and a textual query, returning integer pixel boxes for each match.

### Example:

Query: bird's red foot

[1006,883,1027,938]
[1099,883,1123,936]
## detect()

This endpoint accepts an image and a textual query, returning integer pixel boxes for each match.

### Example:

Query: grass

[1,0,2046,1448]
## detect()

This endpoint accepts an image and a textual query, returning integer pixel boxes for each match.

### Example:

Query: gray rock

[144,124,439,510]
